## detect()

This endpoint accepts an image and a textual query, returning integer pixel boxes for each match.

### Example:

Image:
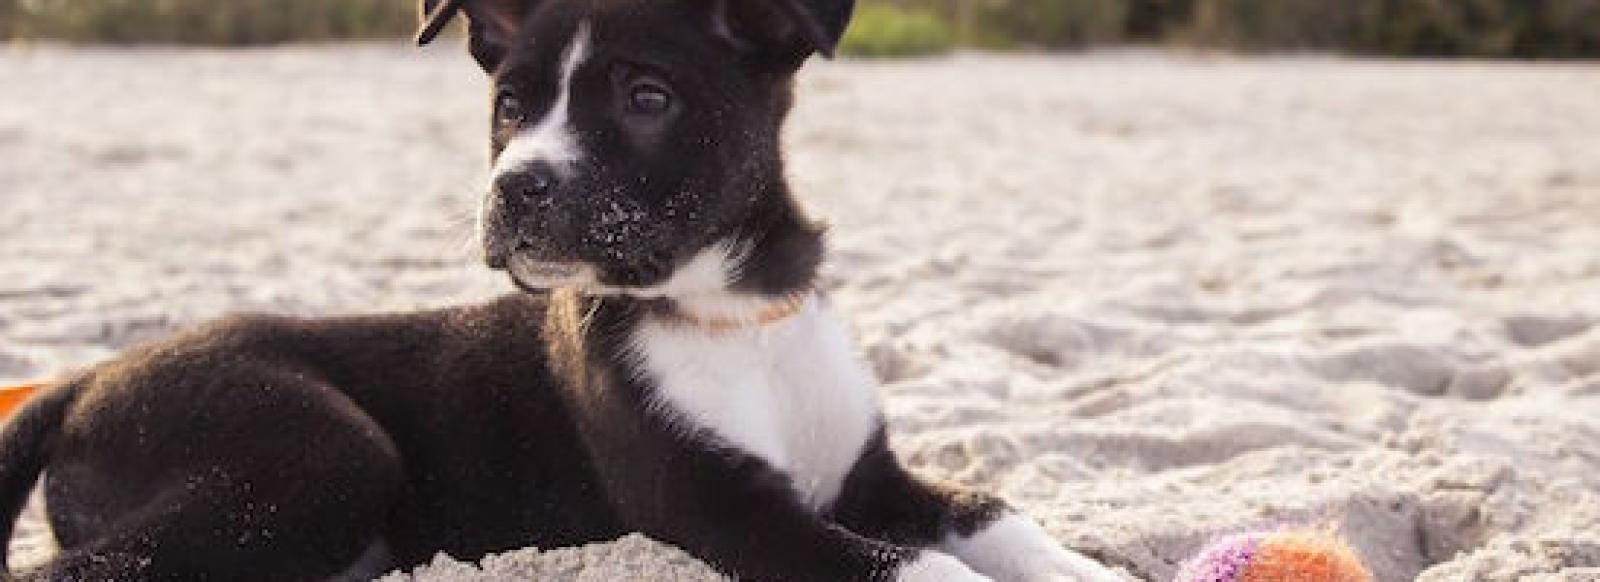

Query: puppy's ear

[417,0,538,71]
[416,0,464,46]
[711,0,856,64]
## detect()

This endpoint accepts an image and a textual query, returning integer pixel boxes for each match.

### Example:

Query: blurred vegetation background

[2,0,1598,57]
[0,0,416,44]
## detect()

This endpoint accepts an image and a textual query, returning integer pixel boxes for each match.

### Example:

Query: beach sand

[3,45,1599,581]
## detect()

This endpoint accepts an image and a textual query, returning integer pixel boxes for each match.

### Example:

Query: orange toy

[0,381,43,419]
[1175,527,1373,582]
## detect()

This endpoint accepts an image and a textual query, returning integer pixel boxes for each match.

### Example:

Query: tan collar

[665,290,812,334]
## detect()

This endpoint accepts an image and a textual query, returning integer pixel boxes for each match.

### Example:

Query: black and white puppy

[0,0,1122,580]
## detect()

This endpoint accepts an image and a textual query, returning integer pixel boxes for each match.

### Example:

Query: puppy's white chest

[632,298,881,510]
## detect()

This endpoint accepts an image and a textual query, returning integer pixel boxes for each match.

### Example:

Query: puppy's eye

[626,83,673,116]
[496,91,525,126]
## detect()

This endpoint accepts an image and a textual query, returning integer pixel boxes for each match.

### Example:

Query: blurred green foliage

[975,0,1131,48]
[867,0,1600,56]
[2,0,415,44]
[1184,0,1600,56]
[2,0,1598,57]
[1184,0,1389,50]
[839,4,954,57]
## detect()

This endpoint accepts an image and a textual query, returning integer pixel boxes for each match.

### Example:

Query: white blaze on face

[491,22,593,182]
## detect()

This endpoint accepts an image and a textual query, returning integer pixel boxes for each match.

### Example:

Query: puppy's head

[419,0,848,300]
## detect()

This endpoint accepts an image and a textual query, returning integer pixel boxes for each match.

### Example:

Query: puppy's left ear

[711,0,856,63]
[416,0,465,45]
[417,0,539,71]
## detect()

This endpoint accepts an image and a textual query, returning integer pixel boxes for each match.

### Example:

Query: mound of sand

[4,46,1599,580]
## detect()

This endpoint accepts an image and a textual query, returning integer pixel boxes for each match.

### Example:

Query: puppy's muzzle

[495,163,560,206]
[483,163,562,270]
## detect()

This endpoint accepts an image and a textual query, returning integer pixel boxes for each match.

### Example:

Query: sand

[4,44,1600,581]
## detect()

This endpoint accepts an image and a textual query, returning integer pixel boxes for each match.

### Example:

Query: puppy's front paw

[944,514,1124,582]
[894,550,994,582]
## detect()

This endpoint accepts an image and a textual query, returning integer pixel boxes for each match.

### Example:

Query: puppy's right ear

[417,0,537,71]
[711,0,856,66]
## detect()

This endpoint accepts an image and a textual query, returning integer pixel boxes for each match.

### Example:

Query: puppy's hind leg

[829,432,1124,582]
[37,377,405,582]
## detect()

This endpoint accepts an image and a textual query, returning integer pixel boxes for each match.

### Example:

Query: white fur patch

[630,294,882,510]
[941,513,1123,582]
[895,551,992,582]
[491,23,592,182]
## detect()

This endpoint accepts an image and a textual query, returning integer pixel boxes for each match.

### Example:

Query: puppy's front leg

[830,433,1124,582]
[939,511,1120,582]
[603,443,989,582]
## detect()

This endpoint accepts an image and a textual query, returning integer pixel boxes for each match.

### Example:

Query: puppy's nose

[495,164,559,204]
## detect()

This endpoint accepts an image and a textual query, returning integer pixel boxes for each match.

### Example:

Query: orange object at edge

[1240,530,1375,582]
[0,381,43,419]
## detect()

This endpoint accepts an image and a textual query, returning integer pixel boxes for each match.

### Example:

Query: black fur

[17,297,625,580]
[829,429,1010,543]
[0,290,1016,580]
[0,380,79,573]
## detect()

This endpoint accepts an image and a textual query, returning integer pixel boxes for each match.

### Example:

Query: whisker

[579,295,603,336]
[428,179,486,261]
